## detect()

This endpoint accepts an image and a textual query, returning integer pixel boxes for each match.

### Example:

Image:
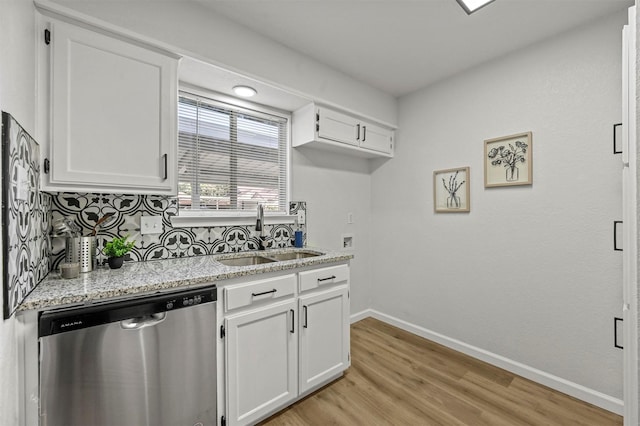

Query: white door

[360,122,393,155]
[49,19,177,193]
[298,286,350,394]
[317,107,359,146]
[225,299,297,426]
[622,8,639,425]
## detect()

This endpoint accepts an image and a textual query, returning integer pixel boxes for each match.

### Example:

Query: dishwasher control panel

[164,294,205,310]
[39,286,217,337]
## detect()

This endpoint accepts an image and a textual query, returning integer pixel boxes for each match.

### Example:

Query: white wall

[0,1,37,425]
[292,148,374,314]
[371,10,625,402]
[51,0,396,126]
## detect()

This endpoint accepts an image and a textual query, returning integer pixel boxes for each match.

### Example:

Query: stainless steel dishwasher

[38,286,217,426]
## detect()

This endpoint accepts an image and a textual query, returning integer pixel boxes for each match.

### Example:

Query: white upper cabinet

[359,121,395,155]
[292,103,395,158]
[40,16,179,194]
[317,108,360,146]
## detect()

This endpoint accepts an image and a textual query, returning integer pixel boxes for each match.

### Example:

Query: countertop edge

[18,248,353,312]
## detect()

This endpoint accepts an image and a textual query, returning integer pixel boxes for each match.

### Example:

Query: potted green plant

[104,235,136,269]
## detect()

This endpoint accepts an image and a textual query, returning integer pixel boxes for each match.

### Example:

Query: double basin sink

[216,250,321,267]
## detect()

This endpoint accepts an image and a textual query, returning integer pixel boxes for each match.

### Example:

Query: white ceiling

[195,0,633,97]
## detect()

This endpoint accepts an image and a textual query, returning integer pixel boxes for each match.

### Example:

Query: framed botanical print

[433,167,470,213]
[484,132,533,187]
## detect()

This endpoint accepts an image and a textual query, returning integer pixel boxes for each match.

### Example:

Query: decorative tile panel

[2,112,51,318]
[50,195,307,270]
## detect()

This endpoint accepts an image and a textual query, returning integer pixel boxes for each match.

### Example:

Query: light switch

[140,216,163,235]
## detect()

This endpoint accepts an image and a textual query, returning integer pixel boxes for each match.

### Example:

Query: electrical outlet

[15,164,28,201]
[140,216,163,235]
[297,210,306,225]
[347,212,354,224]
[342,233,354,250]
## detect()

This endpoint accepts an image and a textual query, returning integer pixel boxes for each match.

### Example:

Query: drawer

[299,264,349,292]
[224,274,296,312]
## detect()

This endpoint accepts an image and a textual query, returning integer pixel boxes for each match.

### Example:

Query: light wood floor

[261,317,622,426]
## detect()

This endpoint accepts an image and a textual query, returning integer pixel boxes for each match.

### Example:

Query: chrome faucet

[255,204,268,250]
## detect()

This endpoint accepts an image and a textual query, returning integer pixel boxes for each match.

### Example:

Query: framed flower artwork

[433,167,470,213]
[484,132,533,187]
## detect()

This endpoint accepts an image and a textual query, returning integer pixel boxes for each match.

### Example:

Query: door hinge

[44,29,51,45]
[43,158,50,174]
[348,352,350,361]
[316,112,320,132]
[221,415,226,426]
[220,324,225,339]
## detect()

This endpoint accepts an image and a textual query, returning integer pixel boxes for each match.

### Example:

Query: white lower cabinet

[298,286,350,394]
[222,264,350,426]
[225,299,298,426]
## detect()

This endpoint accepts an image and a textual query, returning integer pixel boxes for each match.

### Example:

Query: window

[178,92,289,215]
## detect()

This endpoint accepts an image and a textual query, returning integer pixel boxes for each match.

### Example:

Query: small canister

[59,262,80,279]
[294,230,304,248]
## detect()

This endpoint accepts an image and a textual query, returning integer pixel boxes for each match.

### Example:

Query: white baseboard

[350,308,372,324]
[350,309,623,416]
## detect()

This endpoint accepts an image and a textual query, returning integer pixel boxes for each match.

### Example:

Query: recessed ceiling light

[232,85,257,98]
[456,0,496,14]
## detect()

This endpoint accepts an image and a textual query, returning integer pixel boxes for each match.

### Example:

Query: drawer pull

[317,275,336,283]
[252,289,277,297]
[290,309,295,334]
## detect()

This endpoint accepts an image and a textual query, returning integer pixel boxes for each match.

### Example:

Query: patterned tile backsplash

[2,112,51,318]
[50,194,307,270]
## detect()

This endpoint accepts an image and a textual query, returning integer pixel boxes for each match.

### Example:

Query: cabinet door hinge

[315,112,320,132]
[221,415,226,426]
[43,158,50,174]
[44,29,51,45]
[220,324,225,339]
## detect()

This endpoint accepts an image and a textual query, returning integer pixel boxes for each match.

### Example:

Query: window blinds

[178,92,289,213]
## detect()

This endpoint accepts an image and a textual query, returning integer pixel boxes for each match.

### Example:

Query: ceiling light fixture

[232,85,257,98]
[455,0,496,15]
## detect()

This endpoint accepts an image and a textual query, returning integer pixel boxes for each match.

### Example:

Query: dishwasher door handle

[121,312,167,330]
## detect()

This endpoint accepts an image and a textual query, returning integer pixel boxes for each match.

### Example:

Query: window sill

[170,212,297,228]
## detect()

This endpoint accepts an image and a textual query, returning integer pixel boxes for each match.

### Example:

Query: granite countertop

[19,247,353,312]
